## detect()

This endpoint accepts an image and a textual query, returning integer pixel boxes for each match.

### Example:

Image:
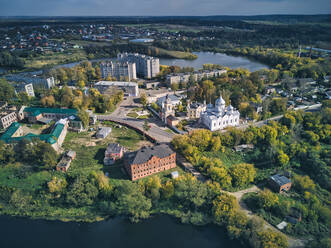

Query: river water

[0,215,245,248]
[0,51,268,76]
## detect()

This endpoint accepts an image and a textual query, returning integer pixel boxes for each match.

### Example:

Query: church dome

[215,96,225,106]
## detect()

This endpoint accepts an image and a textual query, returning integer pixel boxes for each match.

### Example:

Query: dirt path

[223,186,306,248]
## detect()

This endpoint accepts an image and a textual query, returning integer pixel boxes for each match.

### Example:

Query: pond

[0,215,246,248]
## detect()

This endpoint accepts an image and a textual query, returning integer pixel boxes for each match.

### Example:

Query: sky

[0,0,330,16]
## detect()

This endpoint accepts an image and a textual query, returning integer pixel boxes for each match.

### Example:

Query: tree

[171,83,179,92]
[41,95,55,107]
[111,181,152,222]
[145,176,161,201]
[293,175,316,193]
[208,166,232,189]
[48,176,67,197]
[257,229,288,248]
[229,163,256,188]
[140,93,148,107]
[66,176,99,207]
[212,193,239,224]
[0,79,15,102]
[78,110,89,128]
[162,181,174,199]
[257,189,279,209]
[277,150,289,167]
[211,136,222,152]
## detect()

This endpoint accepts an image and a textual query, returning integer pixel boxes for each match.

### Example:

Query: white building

[94,81,139,97]
[200,96,240,131]
[14,83,35,97]
[166,69,227,85]
[100,61,137,81]
[118,53,160,79]
[6,75,55,89]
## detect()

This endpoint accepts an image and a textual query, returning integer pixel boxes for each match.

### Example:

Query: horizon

[1,0,331,16]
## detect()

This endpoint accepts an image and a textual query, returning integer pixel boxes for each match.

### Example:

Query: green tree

[229,163,256,188]
[0,79,15,102]
[257,189,279,209]
[66,176,99,207]
[140,93,148,107]
[78,110,89,128]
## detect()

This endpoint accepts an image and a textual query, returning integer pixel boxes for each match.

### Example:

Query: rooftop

[95,81,138,87]
[106,143,123,154]
[270,174,291,186]
[128,144,175,165]
[24,107,77,115]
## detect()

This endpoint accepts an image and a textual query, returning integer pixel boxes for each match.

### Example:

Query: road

[97,97,174,143]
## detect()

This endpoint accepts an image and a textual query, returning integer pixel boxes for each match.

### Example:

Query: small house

[166,115,180,127]
[56,150,76,172]
[96,127,112,139]
[268,174,292,193]
[104,143,124,165]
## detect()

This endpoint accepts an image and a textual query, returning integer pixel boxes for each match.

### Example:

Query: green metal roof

[1,122,65,145]
[0,122,21,141]
[24,107,77,115]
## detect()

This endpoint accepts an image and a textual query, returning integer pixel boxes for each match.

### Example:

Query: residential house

[96,127,112,139]
[104,143,124,165]
[268,174,292,193]
[56,150,76,172]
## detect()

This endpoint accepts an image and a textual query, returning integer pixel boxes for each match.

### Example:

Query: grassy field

[23,49,87,70]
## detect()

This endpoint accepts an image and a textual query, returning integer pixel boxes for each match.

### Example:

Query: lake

[160,51,269,71]
[0,215,245,248]
[0,51,268,76]
[54,51,268,72]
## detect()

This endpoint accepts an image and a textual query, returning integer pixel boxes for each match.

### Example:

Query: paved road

[97,97,174,143]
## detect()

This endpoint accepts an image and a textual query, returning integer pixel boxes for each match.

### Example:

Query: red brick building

[124,144,176,181]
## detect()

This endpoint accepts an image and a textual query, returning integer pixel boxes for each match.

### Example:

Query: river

[0,215,245,248]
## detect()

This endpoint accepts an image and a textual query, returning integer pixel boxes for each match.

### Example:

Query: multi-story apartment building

[0,111,18,130]
[124,144,176,181]
[6,75,55,89]
[14,83,35,97]
[100,61,137,81]
[166,69,227,85]
[118,53,160,79]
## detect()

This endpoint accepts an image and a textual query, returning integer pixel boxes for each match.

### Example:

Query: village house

[96,126,112,139]
[104,143,124,165]
[124,144,176,181]
[56,150,76,172]
[268,174,292,193]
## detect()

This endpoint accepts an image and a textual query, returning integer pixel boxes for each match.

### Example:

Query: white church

[200,96,240,131]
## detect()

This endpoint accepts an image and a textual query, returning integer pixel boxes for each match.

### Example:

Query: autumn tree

[229,163,256,188]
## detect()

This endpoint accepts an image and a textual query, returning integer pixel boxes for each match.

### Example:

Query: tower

[162,94,174,124]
